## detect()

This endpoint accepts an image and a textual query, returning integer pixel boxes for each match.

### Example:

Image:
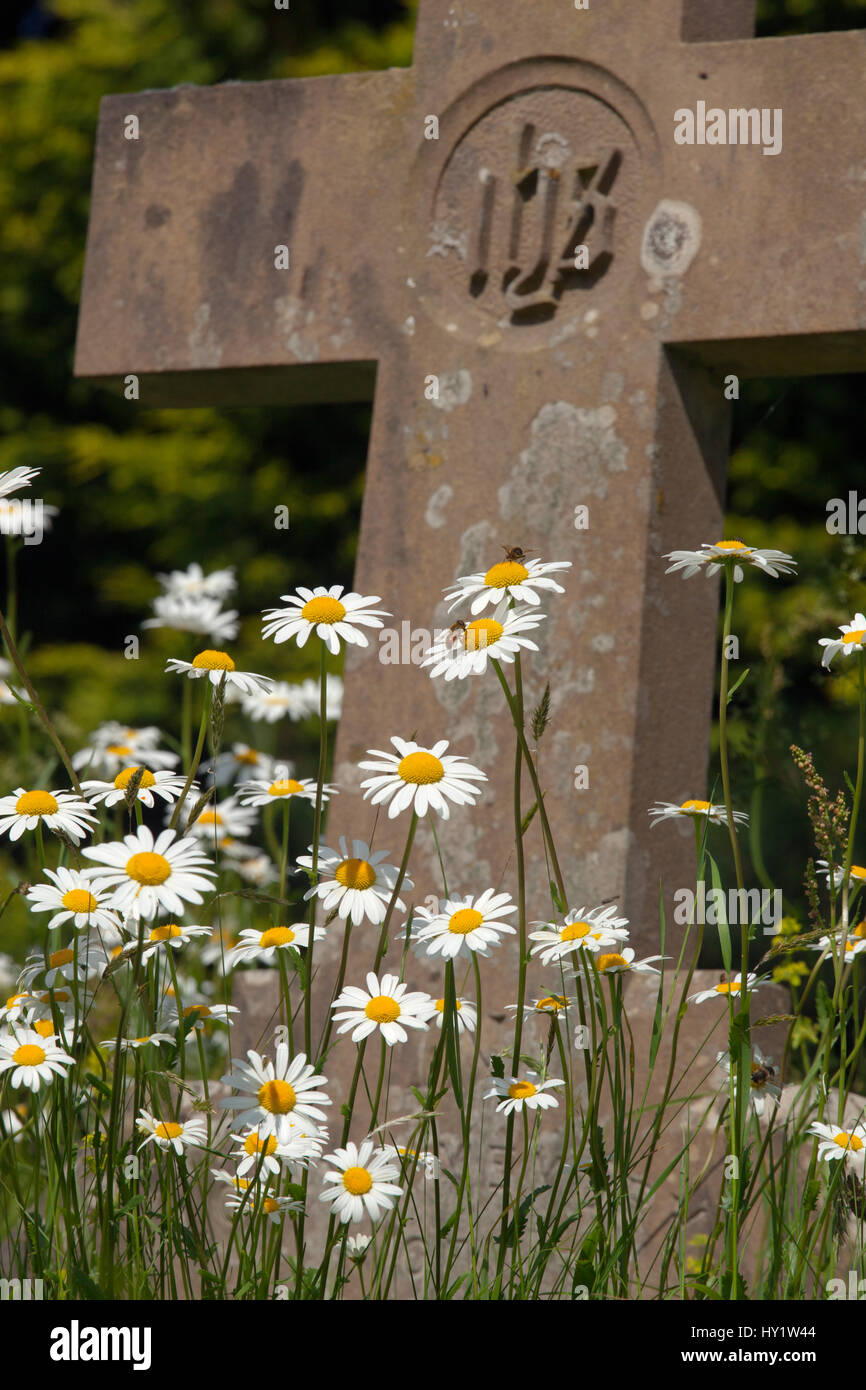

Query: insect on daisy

[136,1111,208,1155]
[663,539,796,585]
[237,776,336,809]
[81,767,190,809]
[808,1120,866,1167]
[220,1044,331,1143]
[166,650,274,696]
[358,737,487,820]
[0,1027,74,1092]
[443,550,572,614]
[529,905,630,966]
[689,972,762,1006]
[421,601,544,681]
[262,584,390,656]
[81,825,216,921]
[318,1140,403,1224]
[715,1048,781,1117]
[819,614,866,669]
[296,837,410,927]
[649,800,749,829]
[331,972,432,1046]
[413,890,517,961]
[26,868,121,934]
[228,923,326,967]
[0,787,96,844]
[484,1072,565,1116]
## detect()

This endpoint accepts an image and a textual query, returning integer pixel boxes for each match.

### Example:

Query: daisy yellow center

[335,858,377,891]
[154,1122,183,1140]
[484,560,530,587]
[195,810,221,825]
[33,1019,54,1038]
[342,1165,373,1195]
[680,800,712,813]
[434,998,463,1013]
[463,618,504,651]
[397,752,444,785]
[5,994,26,1008]
[243,1132,278,1157]
[365,994,400,1023]
[715,980,741,995]
[536,996,568,1012]
[832,1132,864,1152]
[126,852,171,886]
[106,744,132,756]
[113,766,157,790]
[843,629,866,645]
[134,1037,151,1044]
[43,990,70,1003]
[301,596,346,625]
[183,1004,211,1019]
[851,866,866,881]
[149,924,182,941]
[257,1080,296,1114]
[597,953,628,972]
[854,922,866,939]
[15,790,58,817]
[267,779,305,797]
[561,921,591,941]
[508,1080,537,1100]
[61,888,97,913]
[235,749,260,765]
[192,650,235,671]
[260,927,295,948]
[263,1197,280,1214]
[713,540,751,553]
[13,1044,46,1067]
[48,948,74,968]
[448,908,483,935]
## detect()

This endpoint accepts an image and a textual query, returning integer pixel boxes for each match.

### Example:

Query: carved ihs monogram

[469,123,622,317]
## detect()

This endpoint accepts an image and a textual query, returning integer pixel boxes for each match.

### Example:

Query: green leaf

[490,1054,505,1079]
[708,852,732,973]
[725,667,751,705]
[70,1266,107,1300]
[520,801,539,835]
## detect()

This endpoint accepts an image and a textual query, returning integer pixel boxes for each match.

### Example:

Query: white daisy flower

[0,1027,74,1092]
[262,585,390,656]
[238,775,335,808]
[0,993,43,1026]
[203,745,277,787]
[0,787,96,844]
[444,553,572,614]
[591,947,667,977]
[198,927,241,972]
[359,737,487,820]
[808,1120,866,1168]
[649,799,749,828]
[215,1173,301,1222]
[26,869,121,934]
[484,1071,565,1116]
[529,905,630,966]
[318,1140,403,1224]
[137,922,213,965]
[507,994,574,1023]
[155,562,236,601]
[241,682,310,724]
[234,853,278,886]
[143,593,239,643]
[296,837,409,927]
[81,767,190,809]
[219,1045,331,1143]
[383,1144,440,1181]
[817,860,866,890]
[423,996,477,1033]
[0,1107,26,1137]
[811,923,866,960]
[136,1110,208,1155]
[293,675,343,722]
[231,1125,321,1177]
[345,1233,372,1259]
[228,922,325,967]
[331,972,432,1047]
[0,498,59,535]
[166,649,273,696]
[413,890,517,961]
[72,728,179,776]
[715,1048,781,1117]
[0,466,40,497]
[183,795,258,841]
[19,939,109,991]
[82,825,216,921]
[664,539,796,585]
[0,953,17,994]
[421,600,544,681]
[689,972,762,1005]
[99,1032,176,1052]
[0,658,21,706]
[819,614,866,669]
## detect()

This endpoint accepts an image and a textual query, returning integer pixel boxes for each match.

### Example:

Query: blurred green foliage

[0,0,866,968]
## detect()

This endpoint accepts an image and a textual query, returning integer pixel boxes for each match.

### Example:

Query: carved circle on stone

[417,62,658,352]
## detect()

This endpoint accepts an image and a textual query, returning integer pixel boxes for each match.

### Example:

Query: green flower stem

[303,642,329,1061]
[169,684,213,830]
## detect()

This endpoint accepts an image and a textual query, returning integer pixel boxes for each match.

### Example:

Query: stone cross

[75,0,866,987]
